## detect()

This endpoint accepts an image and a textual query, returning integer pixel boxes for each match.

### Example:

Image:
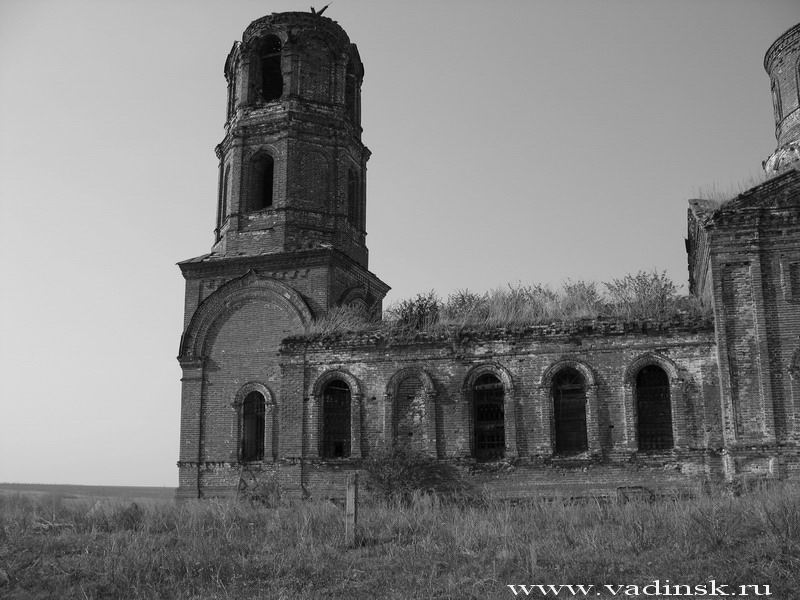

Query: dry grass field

[1,481,799,599]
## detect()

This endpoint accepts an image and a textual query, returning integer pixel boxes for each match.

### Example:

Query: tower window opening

[347,168,357,227]
[636,365,673,451]
[473,374,505,461]
[248,153,274,211]
[241,391,266,462]
[322,380,351,458]
[772,79,782,122]
[553,368,587,455]
[221,164,230,223]
[256,35,283,102]
[345,59,357,123]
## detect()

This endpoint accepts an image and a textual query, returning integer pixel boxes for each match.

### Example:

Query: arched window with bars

[321,379,351,458]
[473,373,505,461]
[240,391,266,462]
[635,365,673,451]
[553,368,588,455]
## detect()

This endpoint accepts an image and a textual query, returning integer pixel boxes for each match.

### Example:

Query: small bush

[386,291,441,330]
[362,446,479,503]
[604,270,677,320]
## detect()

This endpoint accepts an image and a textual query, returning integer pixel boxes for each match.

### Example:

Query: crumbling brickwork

[177,12,800,500]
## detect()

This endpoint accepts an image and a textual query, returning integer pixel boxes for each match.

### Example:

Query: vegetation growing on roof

[693,170,784,209]
[303,270,711,339]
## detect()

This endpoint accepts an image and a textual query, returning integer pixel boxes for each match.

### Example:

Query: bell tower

[214,11,370,264]
[176,12,389,499]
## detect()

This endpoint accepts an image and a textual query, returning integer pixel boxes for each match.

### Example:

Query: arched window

[635,365,673,451]
[248,153,274,211]
[345,58,357,123]
[241,391,265,461]
[473,373,505,460]
[772,79,782,122]
[347,168,358,226]
[221,164,230,223]
[553,368,587,455]
[322,379,351,458]
[253,35,283,103]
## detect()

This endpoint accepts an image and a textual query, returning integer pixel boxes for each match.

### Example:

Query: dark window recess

[347,169,357,226]
[345,59,357,122]
[553,369,588,455]
[636,365,673,451]
[789,262,800,299]
[221,164,230,221]
[256,35,283,102]
[241,391,265,461]
[474,374,505,461]
[249,154,273,211]
[322,380,351,458]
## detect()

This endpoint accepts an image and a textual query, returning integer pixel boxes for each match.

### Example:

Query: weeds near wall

[362,446,481,504]
[2,482,799,598]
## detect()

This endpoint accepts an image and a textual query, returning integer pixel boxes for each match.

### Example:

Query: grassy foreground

[1,484,799,599]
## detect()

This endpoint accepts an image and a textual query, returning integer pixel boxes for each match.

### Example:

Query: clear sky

[0,0,796,487]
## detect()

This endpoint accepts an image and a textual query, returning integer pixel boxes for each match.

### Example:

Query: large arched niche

[384,367,437,455]
[179,270,313,362]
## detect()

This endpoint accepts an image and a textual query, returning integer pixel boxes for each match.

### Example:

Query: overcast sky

[1,1,796,487]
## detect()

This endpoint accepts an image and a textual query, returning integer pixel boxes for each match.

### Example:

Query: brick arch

[232,382,277,462]
[311,368,363,400]
[309,368,364,459]
[462,362,515,398]
[539,357,597,390]
[386,367,436,398]
[233,381,274,407]
[178,270,312,362]
[623,353,681,385]
[462,362,517,459]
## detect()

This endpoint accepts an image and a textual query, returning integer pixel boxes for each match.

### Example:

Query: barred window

[553,369,587,455]
[636,365,673,451]
[241,391,265,462]
[322,380,351,458]
[473,374,505,461]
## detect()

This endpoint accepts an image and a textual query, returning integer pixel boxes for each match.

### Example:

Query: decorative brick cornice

[764,22,800,72]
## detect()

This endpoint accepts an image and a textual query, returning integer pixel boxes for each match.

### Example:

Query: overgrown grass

[693,170,783,209]
[304,270,711,339]
[2,483,799,599]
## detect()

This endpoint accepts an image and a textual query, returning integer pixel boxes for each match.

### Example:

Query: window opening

[473,373,505,461]
[221,164,230,222]
[636,365,673,451]
[347,168,357,226]
[249,154,273,211]
[345,59,357,123]
[553,369,588,455]
[257,35,283,102]
[241,391,265,461]
[322,379,351,458]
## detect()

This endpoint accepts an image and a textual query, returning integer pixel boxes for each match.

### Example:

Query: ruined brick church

[176,12,800,500]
